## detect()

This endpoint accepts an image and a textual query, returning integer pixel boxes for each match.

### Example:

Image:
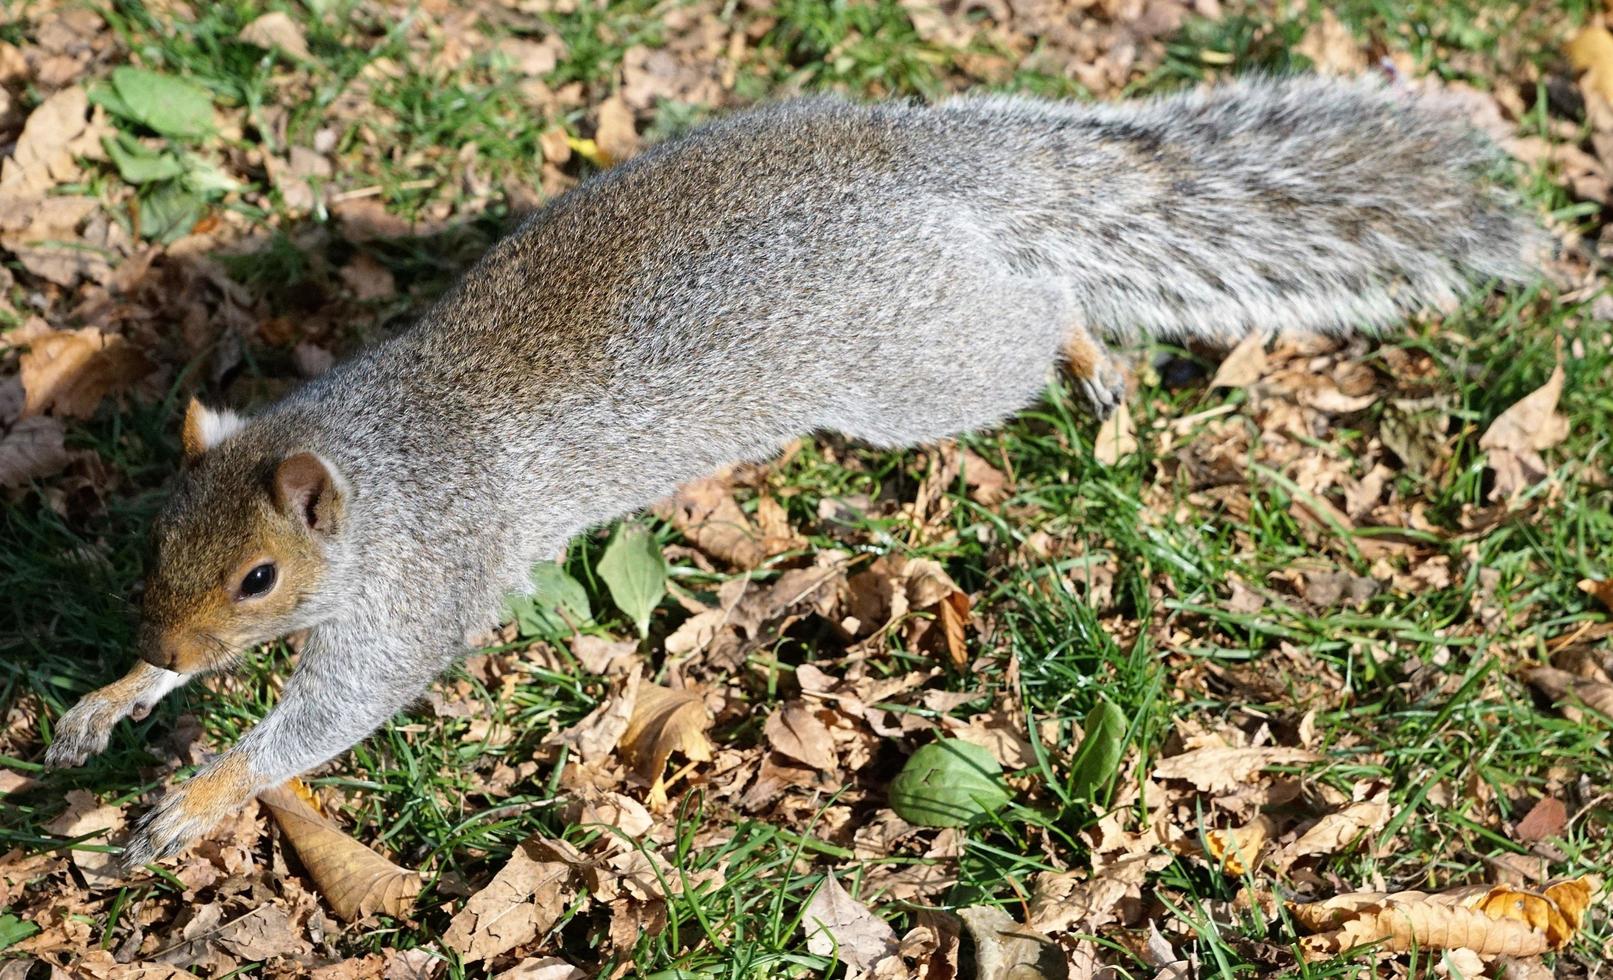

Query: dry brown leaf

[239,11,311,61]
[957,905,1068,980]
[43,789,124,888]
[339,253,397,301]
[801,873,900,973]
[936,590,971,671]
[1153,746,1318,794]
[1578,577,1613,612]
[258,780,422,922]
[1273,788,1390,871]
[1513,796,1567,843]
[1479,356,1569,501]
[1093,400,1136,466]
[595,94,640,165]
[1291,876,1598,959]
[653,475,763,568]
[1295,8,1369,75]
[1210,329,1269,388]
[1203,814,1274,876]
[620,679,713,803]
[0,86,107,231]
[493,958,587,980]
[764,701,837,772]
[19,326,152,418]
[1523,666,1613,724]
[0,415,75,487]
[1569,25,1613,105]
[442,835,580,964]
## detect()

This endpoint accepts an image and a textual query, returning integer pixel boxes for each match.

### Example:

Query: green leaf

[138,182,206,244]
[0,913,39,951]
[506,562,592,639]
[597,522,666,638]
[103,132,185,184]
[101,66,215,140]
[1068,697,1128,802]
[889,739,1010,828]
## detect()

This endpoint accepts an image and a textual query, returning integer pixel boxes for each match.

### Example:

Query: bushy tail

[946,75,1545,345]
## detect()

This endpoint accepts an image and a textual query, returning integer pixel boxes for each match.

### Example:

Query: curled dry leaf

[1290,876,1598,959]
[258,780,422,922]
[1153,745,1318,794]
[653,474,763,569]
[764,701,837,772]
[801,873,900,973]
[1578,577,1613,612]
[620,679,714,804]
[936,589,971,671]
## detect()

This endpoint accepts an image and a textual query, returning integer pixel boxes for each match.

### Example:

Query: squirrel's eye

[239,562,277,599]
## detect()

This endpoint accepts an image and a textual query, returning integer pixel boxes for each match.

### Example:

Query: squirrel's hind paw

[1073,357,1128,421]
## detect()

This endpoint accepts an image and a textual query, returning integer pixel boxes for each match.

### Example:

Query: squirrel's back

[262,75,1538,550]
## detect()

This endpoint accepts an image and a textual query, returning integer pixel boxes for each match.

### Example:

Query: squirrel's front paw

[121,757,255,870]
[44,697,124,769]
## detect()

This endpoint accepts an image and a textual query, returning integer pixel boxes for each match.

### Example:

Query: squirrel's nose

[139,631,181,670]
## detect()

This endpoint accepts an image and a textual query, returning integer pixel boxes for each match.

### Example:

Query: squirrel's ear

[272,452,346,534]
[181,398,245,460]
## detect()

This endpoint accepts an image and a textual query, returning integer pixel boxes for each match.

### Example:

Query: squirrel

[42,75,1540,866]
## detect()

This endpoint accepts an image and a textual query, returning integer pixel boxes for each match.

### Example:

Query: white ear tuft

[182,398,247,459]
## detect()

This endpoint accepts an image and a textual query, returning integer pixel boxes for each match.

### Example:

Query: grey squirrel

[42,75,1540,866]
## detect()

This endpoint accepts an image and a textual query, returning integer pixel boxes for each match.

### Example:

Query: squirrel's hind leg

[43,661,192,769]
[1063,323,1128,420]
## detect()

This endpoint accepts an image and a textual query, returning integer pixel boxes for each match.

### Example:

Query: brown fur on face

[140,428,340,674]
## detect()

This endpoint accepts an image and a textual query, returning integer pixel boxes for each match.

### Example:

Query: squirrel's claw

[1075,359,1128,421]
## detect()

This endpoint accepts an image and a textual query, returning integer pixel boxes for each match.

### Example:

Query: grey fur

[50,76,1540,862]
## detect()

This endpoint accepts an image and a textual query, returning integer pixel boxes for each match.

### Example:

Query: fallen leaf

[1210,330,1269,388]
[802,874,899,973]
[957,905,1068,980]
[594,94,640,165]
[1569,25,1613,105]
[653,475,763,568]
[1480,356,1569,501]
[43,789,124,888]
[1153,746,1318,794]
[1203,815,1274,876]
[1578,578,1613,612]
[619,679,713,803]
[1523,666,1613,725]
[0,416,75,486]
[1513,796,1567,843]
[239,11,312,61]
[1296,8,1369,75]
[492,958,587,980]
[258,780,422,921]
[442,836,580,964]
[764,701,837,772]
[19,326,152,418]
[936,590,970,670]
[1272,787,1390,871]
[339,253,396,301]
[1290,877,1599,959]
[0,86,108,231]
[1093,401,1136,465]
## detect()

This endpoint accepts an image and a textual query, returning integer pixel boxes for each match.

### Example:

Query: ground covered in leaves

[2,0,1612,977]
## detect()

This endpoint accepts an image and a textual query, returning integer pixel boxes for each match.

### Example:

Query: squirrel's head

[138,399,348,674]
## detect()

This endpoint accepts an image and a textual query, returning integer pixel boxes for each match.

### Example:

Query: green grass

[2,0,1610,975]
